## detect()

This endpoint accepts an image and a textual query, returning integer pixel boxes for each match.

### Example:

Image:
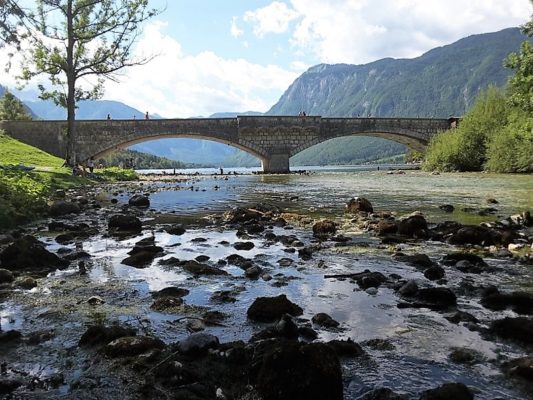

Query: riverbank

[0,131,139,229]
[0,173,532,399]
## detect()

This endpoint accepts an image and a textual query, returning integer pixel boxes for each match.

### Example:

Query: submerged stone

[247,294,303,322]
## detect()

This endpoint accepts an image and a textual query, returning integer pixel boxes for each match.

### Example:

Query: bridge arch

[89,134,268,165]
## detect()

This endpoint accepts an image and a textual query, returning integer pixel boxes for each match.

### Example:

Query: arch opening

[91,135,265,168]
[289,132,424,167]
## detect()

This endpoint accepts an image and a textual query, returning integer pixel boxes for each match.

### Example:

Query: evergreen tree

[0,89,31,120]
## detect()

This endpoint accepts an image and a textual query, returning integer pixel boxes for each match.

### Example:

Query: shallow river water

[1,167,533,399]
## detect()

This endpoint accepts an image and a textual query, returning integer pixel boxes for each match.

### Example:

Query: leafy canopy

[0,89,32,120]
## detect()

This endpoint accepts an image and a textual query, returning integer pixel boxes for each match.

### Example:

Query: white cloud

[243,0,532,64]
[230,16,243,38]
[244,1,299,37]
[103,22,298,117]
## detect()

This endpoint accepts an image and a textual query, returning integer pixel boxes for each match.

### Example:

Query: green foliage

[0,90,32,120]
[0,131,138,228]
[102,149,186,170]
[94,167,138,182]
[486,110,533,173]
[423,87,532,173]
[506,41,533,113]
[0,169,50,227]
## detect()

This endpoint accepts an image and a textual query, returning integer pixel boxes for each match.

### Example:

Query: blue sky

[1,0,532,118]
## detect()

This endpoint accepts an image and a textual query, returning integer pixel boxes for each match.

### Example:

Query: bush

[486,110,533,172]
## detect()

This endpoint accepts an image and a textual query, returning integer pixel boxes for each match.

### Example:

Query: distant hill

[268,28,528,166]
[23,99,155,120]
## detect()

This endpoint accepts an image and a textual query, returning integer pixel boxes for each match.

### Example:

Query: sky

[1,0,532,118]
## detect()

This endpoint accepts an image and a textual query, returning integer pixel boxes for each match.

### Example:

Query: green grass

[0,132,66,169]
[0,131,137,229]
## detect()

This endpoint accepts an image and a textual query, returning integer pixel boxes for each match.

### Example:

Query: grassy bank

[0,132,137,229]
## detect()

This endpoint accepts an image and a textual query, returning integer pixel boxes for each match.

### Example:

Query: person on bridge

[145,111,149,120]
[107,114,111,120]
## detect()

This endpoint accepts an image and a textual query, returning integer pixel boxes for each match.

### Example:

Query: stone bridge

[0,116,457,173]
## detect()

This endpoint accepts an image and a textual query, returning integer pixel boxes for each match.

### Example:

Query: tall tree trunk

[66,0,76,166]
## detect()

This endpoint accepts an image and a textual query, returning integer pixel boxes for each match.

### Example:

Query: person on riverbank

[87,157,95,173]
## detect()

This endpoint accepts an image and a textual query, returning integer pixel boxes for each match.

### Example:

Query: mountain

[23,99,155,120]
[268,28,528,166]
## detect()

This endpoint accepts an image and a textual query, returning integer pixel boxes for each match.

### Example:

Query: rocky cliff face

[268,28,526,118]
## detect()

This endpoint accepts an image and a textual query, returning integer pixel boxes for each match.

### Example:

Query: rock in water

[108,214,142,233]
[247,294,303,322]
[254,340,343,400]
[128,194,150,208]
[0,235,69,275]
[49,200,81,216]
[419,382,473,400]
[345,197,373,213]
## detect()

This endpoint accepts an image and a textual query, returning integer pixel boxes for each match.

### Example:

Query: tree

[0,89,32,120]
[0,0,25,47]
[19,0,161,165]
[505,0,533,112]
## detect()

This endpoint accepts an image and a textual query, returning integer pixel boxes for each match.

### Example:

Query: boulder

[345,197,373,213]
[0,268,14,284]
[448,225,501,246]
[481,289,533,314]
[312,220,337,237]
[504,356,533,382]
[79,324,136,347]
[247,294,303,322]
[233,241,255,251]
[488,317,533,345]
[166,224,186,235]
[253,340,343,400]
[398,280,418,296]
[177,333,219,355]
[397,214,428,238]
[128,194,150,208]
[0,235,69,275]
[180,260,228,276]
[108,214,142,233]
[122,251,160,268]
[104,335,165,358]
[224,207,263,223]
[327,339,365,357]
[312,313,340,328]
[393,253,434,268]
[375,220,398,236]
[424,265,445,281]
[419,382,473,400]
[49,200,80,217]
[245,265,262,279]
[152,287,189,299]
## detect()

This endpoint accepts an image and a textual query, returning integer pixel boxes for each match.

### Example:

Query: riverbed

[0,168,532,399]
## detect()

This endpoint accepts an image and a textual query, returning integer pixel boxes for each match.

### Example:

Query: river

[1,167,532,399]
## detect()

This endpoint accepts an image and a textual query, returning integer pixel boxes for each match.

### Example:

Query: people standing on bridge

[145,111,149,120]
[107,114,111,120]
[219,166,224,175]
